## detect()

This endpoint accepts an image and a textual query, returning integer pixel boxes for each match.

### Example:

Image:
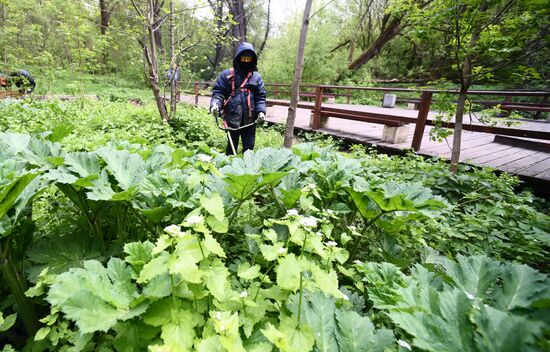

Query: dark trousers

[226,124,256,155]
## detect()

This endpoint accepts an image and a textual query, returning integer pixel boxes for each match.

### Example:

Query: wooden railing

[191,81,550,150]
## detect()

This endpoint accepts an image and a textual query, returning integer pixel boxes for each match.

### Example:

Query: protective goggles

[240,55,254,63]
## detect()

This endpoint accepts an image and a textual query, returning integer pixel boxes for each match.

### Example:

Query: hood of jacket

[233,42,258,72]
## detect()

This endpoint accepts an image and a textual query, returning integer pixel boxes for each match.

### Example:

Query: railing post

[274,82,278,99]
[311,86,324,129]
[411,91,433,151]
[194,82,199,107]
[535,95,548,119]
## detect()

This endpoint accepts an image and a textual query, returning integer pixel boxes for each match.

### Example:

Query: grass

[0,70,285,152]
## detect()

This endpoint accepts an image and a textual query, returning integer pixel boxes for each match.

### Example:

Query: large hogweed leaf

[96,147,146,190]
[46,258,148,333]
[359,255,550,352]
[220,148,299,175]
[286,292,395,352]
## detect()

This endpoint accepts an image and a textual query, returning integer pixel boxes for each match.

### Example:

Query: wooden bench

[316,106,410,143]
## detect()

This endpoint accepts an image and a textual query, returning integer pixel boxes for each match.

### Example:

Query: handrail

[193,81,550,96]
[192,80,550,151]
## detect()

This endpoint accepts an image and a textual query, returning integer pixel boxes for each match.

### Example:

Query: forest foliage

[1,0,548,88]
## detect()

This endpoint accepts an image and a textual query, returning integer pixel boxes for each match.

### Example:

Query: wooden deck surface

[181,94,550,183]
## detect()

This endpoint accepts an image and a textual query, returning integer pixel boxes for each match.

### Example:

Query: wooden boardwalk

[182,95,550,186]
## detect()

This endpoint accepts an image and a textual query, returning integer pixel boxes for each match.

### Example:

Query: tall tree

[99,0,116,35]
[132,0,169,122]
[168,0,179,118]
[256,0,271,58]
[409,0,550,172]
[284,0,314,148]
[226,0,246,54]
[206,0,227,79]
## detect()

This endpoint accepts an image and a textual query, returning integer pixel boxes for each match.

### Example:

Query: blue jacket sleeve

[253,73,267,115]
[211,71,229,109]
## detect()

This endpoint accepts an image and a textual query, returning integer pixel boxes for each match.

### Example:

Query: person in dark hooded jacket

[210,42,267,155]
[0,69,36,93]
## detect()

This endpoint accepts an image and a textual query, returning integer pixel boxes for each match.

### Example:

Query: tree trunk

[227,0,246,55]
[1,1,6,70]
[99,0,111,35]
[207,0,225,80]
[153,0,164,57]
[256,0,271,58]
[283,0,313,148]
[138,0,169,122]
[169,0,178,117]
[449,1,487,172]
[348,16,403,70]
[449,91,467,172]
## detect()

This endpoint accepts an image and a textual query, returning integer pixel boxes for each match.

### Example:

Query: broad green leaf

[473,305,543,352]
[388,288,475,352]
[238,262,261,280]
[196,335,225,352]
[346,188,379,220]
[161,322,195,351]
[442,255,501,300]
[224,174,260,200]
[260,242,286,261]
[262,317,315,352]
[138,252,170,283]
[86,170,115,201]
[288,292,338,352]
[335,310,394,352]
[65,152,100,178]
[276,254,302,291]
[493,262,549,311]
[205,259,231,301]
[56,290,148,333]
[0,132,30,154]
[0,313,16,332]
[203,233,226,258]
[44,123,74,142]
[0,173,38,221]
[124,241,155,272]
[312,266,341,298]
[96,147,146,190]
[200,193,225,221]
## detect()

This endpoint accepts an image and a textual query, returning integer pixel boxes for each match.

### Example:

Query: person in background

[0,69,36,93]
[209,42,267,155]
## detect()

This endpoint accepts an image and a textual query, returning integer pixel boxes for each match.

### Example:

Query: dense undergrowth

[0,96,549,351]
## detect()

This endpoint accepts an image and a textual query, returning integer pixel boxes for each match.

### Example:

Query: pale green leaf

[276,254,302,291]
[200,193,225,221]
[238,262,261,280]
[203,233,226,258]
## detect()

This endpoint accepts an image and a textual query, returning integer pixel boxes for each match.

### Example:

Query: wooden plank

[516,155,550,177]
[534,168,550,180]
[493,135,550,152]
[483,148,535,168]
[419,133,493,153]
[499,152,550,173]
[468,146,527,165]
[460,143,515,161]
